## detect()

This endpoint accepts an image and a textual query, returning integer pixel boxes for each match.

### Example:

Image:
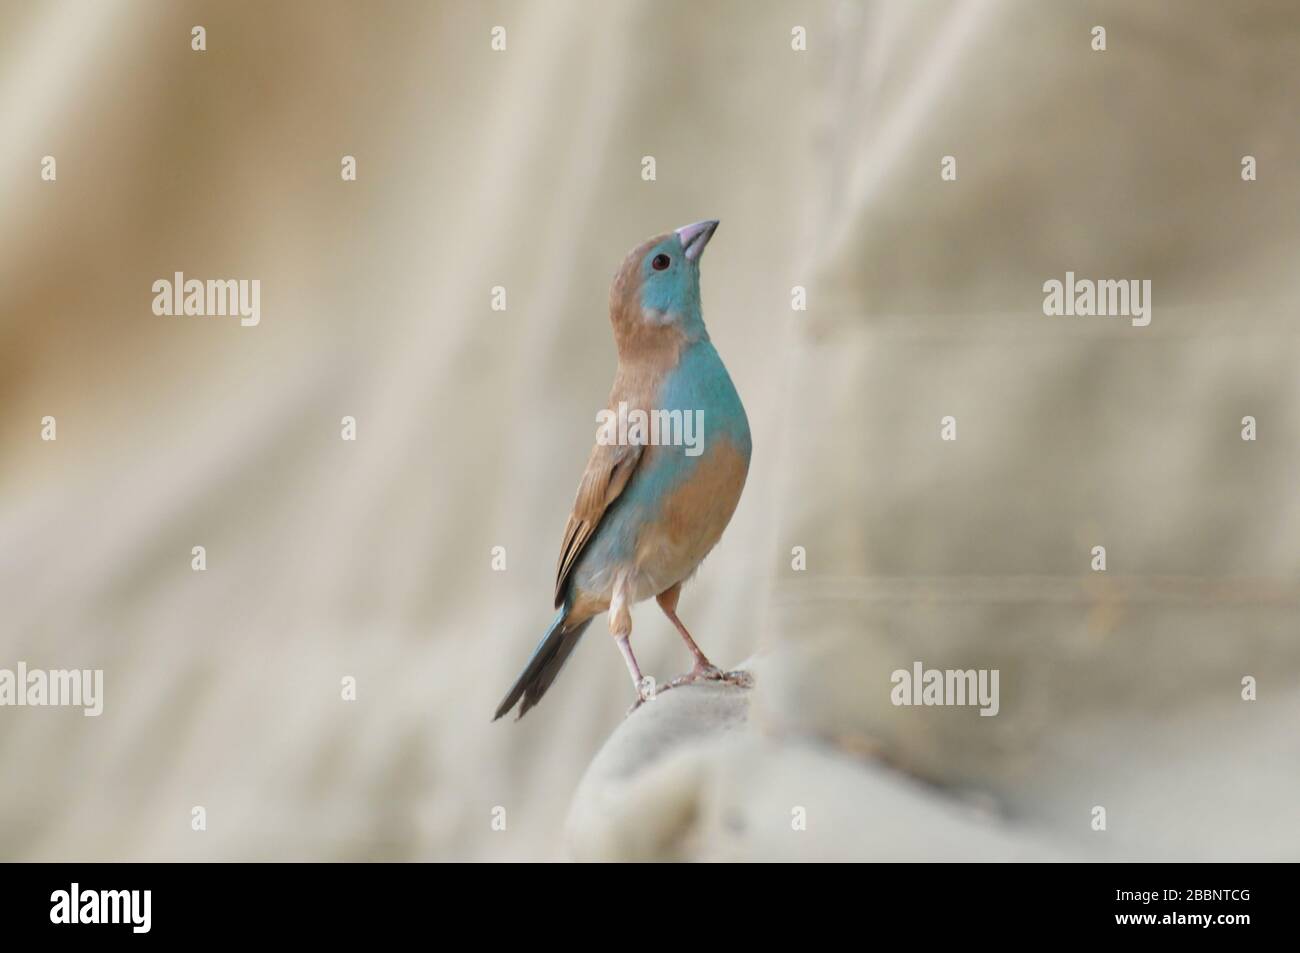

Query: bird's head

[608,220,719,357]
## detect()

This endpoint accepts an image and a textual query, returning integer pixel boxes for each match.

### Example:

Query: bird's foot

[660,663,753,693]
[625,676,658,716]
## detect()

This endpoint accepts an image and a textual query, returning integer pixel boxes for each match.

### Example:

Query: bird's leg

[655,584,753,691]
[657,584,715,672]
[611,576,654,715]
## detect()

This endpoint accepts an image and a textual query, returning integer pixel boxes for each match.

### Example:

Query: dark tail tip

[494,614,591,721]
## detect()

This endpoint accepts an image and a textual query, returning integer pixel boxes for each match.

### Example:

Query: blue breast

[571,340,750,590]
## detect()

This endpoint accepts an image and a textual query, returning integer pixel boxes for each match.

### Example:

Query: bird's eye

[652,254,670,271]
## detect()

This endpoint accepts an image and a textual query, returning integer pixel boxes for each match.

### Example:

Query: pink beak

[675,219,720,262]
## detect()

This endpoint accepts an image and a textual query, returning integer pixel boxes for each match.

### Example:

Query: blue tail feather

[493,609,592,721]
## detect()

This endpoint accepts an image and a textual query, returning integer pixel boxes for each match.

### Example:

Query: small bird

[494,220,752,721]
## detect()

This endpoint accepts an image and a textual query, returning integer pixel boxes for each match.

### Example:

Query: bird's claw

[625,676,658,716]
[660,664,753,693]
[722,668,755,689]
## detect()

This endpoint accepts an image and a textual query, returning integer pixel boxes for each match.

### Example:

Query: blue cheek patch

[638,242,703,329]
[640,279,675,315]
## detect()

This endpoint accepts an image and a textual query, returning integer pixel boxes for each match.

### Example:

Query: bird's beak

[676,219,720,262]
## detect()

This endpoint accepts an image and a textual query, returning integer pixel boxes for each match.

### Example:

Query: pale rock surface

[566,662,1062,862]
[568,661,1300,862]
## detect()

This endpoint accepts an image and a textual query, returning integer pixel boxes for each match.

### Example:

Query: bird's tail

[493,608,592,721]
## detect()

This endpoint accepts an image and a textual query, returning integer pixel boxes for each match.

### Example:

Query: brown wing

[554,440,643,607]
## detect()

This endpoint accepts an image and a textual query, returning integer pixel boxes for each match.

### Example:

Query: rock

[564,662,1061,862]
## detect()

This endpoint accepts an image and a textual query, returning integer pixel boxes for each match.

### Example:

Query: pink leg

[612,576,654,714]
[655,584,753,691]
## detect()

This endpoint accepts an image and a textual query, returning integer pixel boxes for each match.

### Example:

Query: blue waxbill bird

[494,220,752,720]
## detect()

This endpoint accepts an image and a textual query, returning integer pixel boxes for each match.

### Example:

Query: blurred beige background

[1,0,1297,861]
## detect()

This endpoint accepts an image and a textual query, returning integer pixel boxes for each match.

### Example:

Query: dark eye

[652,254,670,271]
